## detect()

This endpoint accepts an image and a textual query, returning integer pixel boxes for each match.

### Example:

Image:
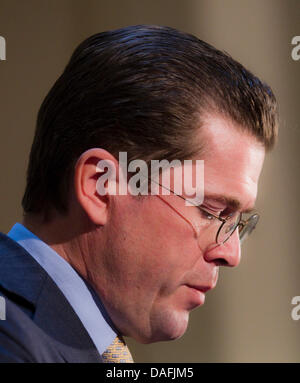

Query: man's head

[22,24,277,217]
[21,25,278,343]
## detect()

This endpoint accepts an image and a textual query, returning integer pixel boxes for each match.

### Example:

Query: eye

[199,208,216,221]
[221,210,238,220]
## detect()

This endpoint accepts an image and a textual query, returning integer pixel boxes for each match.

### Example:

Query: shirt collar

[8,223,117,354]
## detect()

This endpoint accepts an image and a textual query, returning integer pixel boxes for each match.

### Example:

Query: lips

[183,284,207,308]
[185,284,213,293]
[183,275,217,309]
[185,267,219,294]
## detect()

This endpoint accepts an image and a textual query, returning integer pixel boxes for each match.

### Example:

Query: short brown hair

[22,25,278,217]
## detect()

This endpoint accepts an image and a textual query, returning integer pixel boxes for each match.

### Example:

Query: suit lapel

[0,233,102,363]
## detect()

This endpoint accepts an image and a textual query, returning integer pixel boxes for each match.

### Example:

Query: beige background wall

[0,0,299,362]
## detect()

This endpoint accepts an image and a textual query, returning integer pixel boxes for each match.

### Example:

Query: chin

[144,309,190,343]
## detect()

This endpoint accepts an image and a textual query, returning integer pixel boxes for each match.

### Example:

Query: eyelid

[201,205,223,215]
[201,206,239,222]
[199,206,220,219]
[203,201,226,210]
[201,200,254,218]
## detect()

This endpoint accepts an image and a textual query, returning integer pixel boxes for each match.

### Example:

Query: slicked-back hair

[22,25,278,217]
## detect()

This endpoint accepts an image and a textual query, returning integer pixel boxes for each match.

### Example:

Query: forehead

[195,114,265,211]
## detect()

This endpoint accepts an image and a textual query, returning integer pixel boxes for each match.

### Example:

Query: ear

[74,148,120,226]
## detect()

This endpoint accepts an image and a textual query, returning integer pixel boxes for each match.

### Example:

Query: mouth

[183,282,217,309]
[185,284,213,293]
[183,284,212,308]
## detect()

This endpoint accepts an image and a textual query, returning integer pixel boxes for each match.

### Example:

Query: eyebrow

[203,194,255,214]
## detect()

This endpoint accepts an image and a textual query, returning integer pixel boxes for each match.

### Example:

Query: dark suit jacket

[0,233,102,363]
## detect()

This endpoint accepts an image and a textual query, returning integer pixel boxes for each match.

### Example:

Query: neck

[22,211,93,282]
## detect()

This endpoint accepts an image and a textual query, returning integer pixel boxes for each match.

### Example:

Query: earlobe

[74,148,119,226]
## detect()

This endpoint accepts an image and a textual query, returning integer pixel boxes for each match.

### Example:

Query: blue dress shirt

[8,223,116,355]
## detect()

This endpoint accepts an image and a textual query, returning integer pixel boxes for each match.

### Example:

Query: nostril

[214,258,229,267]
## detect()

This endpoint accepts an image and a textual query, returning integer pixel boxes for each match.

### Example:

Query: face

[93,114,265,344]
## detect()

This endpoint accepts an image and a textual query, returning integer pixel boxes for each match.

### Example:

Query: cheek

[108,197,201,296]
[135,204,198,274]
[141,198,196,246]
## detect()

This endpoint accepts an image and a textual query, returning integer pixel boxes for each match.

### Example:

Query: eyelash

[198,206,234,221]
[198,208,217,221]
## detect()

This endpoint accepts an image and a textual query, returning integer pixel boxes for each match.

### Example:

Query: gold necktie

[102,336,134,363]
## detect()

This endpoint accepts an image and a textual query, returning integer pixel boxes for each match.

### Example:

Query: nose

[203,229,241,267]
